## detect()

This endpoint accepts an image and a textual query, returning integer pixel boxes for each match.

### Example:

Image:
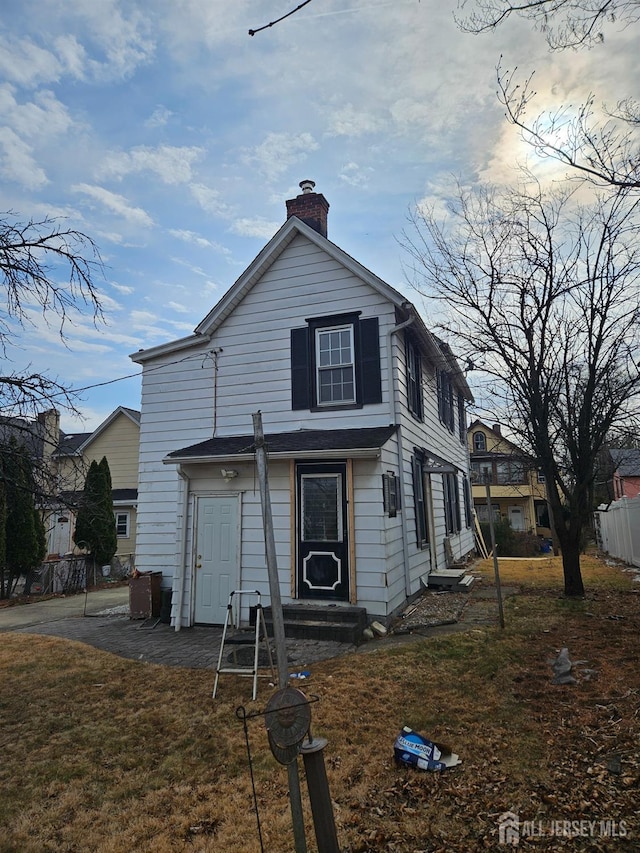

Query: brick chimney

[492,423,502,436]
[286,180,329,238]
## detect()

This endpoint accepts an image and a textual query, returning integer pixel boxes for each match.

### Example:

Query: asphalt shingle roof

[166,425,398,461]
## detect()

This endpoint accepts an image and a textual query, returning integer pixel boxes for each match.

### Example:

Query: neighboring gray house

[131,182,474,629]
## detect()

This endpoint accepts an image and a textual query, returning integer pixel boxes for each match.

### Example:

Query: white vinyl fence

[594,496,640,568]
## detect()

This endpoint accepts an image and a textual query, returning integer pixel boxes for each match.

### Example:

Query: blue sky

[1,0,636,432]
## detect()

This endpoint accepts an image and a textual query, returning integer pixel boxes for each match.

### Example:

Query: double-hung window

[412,451,429,548]
[443,472,461,535]
[291,312,381,410]
[115,512,130,538]
[437,370,455,432]
[316,325,355,405]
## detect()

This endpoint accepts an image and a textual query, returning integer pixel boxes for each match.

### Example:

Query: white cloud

[66,0,155,81]
[166,301,190,314]
[72,183,154,228]
[110,282,135,295]
[339,162,372,189]
[0,127,47,189]
[99,144,204,185]
[241,132,319,182]
[327,103,387,138]
[168,228,231,254]
[0,35,62,87]
[145,105,172,128]
[53,34,87,79]
[231,218,280,239]
[190,183,234,217]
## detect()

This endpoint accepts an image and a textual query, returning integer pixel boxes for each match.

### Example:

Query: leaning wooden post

[252,411,307,853]
[484,475,505,629]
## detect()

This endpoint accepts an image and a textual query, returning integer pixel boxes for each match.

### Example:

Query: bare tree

[0,213,104,419]
[459,2,640,192]
[0,213,105,565]
[402,177,640,596]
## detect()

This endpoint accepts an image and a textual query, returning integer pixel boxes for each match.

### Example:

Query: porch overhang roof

[164,425,398,465]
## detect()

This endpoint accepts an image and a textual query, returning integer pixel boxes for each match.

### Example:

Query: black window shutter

[359,317,382,404]
[291,327,310,410]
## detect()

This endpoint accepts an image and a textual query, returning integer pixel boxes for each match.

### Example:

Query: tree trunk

[560,537,585,597]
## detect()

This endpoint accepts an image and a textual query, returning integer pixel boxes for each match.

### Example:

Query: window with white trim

[291,313,381,411]
[473,431,486,452]
[316,325,355,405]
[115,512,130,538]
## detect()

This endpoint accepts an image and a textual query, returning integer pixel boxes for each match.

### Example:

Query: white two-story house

[131,182,474,630]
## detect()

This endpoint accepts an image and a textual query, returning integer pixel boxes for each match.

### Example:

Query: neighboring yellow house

[46,407,140,559]
[467,420,550,536]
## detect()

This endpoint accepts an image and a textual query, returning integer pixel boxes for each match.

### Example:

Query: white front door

[194,496,239,624]
[508,506,525,531]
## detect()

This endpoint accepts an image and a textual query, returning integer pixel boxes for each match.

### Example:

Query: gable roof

[467,420,527,457]
[611,448,640,477]
[130,216,473,401]
[55,407,140,457]
[165,425,398,464]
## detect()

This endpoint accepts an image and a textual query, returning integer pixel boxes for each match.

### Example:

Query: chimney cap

[299,179,316,194]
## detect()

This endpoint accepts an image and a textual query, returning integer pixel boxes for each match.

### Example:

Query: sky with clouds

[1,0,636,433]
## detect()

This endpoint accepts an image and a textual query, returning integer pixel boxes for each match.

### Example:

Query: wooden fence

[594,497,640,568]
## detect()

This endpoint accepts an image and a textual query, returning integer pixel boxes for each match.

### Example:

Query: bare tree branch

[457,0,638,49]
[496,62,640,190]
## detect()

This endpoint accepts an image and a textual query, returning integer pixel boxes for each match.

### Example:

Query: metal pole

[485,476,505,629]
[252,411,307,853]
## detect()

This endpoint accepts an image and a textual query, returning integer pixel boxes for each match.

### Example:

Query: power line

[249,0,314,36]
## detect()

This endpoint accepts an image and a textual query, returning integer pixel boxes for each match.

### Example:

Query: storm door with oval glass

[296,463,349,601]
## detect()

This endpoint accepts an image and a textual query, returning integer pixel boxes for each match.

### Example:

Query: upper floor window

[458,395,467,443]
[437,370,455,432]
[291,313,381,411]
[406,337,423,420]
[316,325,355,404]
[473,431,486,452]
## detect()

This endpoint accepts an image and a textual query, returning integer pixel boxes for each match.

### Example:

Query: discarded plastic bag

[394,725,461,771]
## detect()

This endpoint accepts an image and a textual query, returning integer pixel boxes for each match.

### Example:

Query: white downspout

[387,312,416,600]
[174,465,191,632]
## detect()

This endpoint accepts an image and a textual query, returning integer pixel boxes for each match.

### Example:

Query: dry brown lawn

[1,554,639,852]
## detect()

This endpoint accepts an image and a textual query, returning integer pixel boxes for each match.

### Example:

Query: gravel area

[392,589,471,634]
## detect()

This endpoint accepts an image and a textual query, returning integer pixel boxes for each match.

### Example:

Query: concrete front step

[262,603,368,645]
[427,570,475,592]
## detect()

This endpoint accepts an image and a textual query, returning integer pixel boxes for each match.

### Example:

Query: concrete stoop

[263,603,368,645]
[426,568,476,592]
